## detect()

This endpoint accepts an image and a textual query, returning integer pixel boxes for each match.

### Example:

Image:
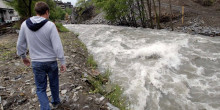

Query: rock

[75,86,83,91]
[99,96,105,101]
[15,62,20,66]
[95,96,105,105]
[0,96,2,110]
[65,56,70,59]
[4,77,10,81]
[82,105,89,110]
[60,83,72,91]
[25,83,31,85]
[10,90,15,96]
[86,97,93,101]
[14,75,22,80]
[29,105,34,109]
[71,49,76,52]
[31,88,36,94]
[32,97,38,102]
[71,55,76,58]
[65,96,70,102]
[2,100,7,107]
[61,90,67,95]
[46,88,50,92]
[60,95,69,102]
[70,104,79,109]
[72,92,79,102]
[67,69,72,72]
[20,93,25,96]
[74,66,80,70]
[17,98,27,105]
[83,72,88,77]
[81,78,88,82]
[0,86,6,90]
[95,98,101,105]
[23,71,28,74]
[106,102,120,110]
[47,91,51,97]
[71,84,77,88]
[25,80,30,83]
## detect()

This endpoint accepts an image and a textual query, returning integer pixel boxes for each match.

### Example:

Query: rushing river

[65,24,220,110]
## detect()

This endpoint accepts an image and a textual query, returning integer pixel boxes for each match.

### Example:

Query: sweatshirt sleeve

[17,22,27,59]
[50,23,66,65]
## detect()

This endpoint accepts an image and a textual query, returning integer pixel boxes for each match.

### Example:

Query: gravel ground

[0,32,117,110]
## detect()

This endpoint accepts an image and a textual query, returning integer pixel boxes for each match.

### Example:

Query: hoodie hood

[26,16,48,31]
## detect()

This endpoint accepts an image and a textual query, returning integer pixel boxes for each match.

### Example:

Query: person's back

[18,16,65,64]
[16,2,66,110]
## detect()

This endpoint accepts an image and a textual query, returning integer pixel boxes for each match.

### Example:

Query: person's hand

[23,58,30,66]
[60,65,66,73]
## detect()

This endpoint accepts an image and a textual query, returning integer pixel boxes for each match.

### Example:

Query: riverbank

[0,32,123,110]
[78,0,220,37]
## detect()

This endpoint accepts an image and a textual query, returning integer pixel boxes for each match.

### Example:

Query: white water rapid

[65,24,220,110]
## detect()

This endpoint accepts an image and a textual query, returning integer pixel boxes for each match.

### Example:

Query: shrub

[55,22,69,32]
[87,55,98,69]
[87,69,127,110]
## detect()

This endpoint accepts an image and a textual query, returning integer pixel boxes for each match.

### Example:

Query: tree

[22,0,32,17]
[93,0,131,25]
[140,0,147,27]
[92,0,164,29]
[169,0,174,31]
[157,0,161,28]
[76,0,88,9]
[152,0,161,29]
[8,0,64,21]
[7,0,34,19]
[128,0,137,27]
[146,0,154,28]
[65,7,72,15]
[52,6,66,20]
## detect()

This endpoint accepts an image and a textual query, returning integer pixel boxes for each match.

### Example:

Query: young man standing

[16,2,66,110]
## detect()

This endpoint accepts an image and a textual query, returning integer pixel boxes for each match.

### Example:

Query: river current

[65,24,220,110]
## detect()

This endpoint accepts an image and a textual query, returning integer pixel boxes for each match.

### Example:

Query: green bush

[87,55,98,69]
[93,0,130,23]
[87,68,127,110]
[50,6,66,21]
[85,49,128,110]
[55,22,69,32]
[7,0,66,21]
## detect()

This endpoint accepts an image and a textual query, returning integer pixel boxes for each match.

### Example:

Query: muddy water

[65,24,220,110]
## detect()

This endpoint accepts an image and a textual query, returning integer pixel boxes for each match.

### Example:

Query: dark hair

[34,2,49,15]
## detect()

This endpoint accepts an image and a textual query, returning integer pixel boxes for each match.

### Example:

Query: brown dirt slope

[161,0,220,27]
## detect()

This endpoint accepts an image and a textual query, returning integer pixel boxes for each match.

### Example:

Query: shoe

[50,102,61,110]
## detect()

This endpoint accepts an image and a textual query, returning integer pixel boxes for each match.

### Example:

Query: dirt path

[0,32,115,110]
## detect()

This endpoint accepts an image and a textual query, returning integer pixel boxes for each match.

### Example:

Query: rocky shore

[171,17,220,37]
[0,32,120,110]
[81,12,220,37]
[74,0,220,37]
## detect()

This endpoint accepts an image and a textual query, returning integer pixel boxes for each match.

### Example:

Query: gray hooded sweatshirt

[17,16,65,65]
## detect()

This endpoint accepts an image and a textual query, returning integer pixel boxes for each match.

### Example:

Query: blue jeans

[32,61,60,110]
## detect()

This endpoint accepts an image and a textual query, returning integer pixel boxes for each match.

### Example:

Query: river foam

[65,24,220,110]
